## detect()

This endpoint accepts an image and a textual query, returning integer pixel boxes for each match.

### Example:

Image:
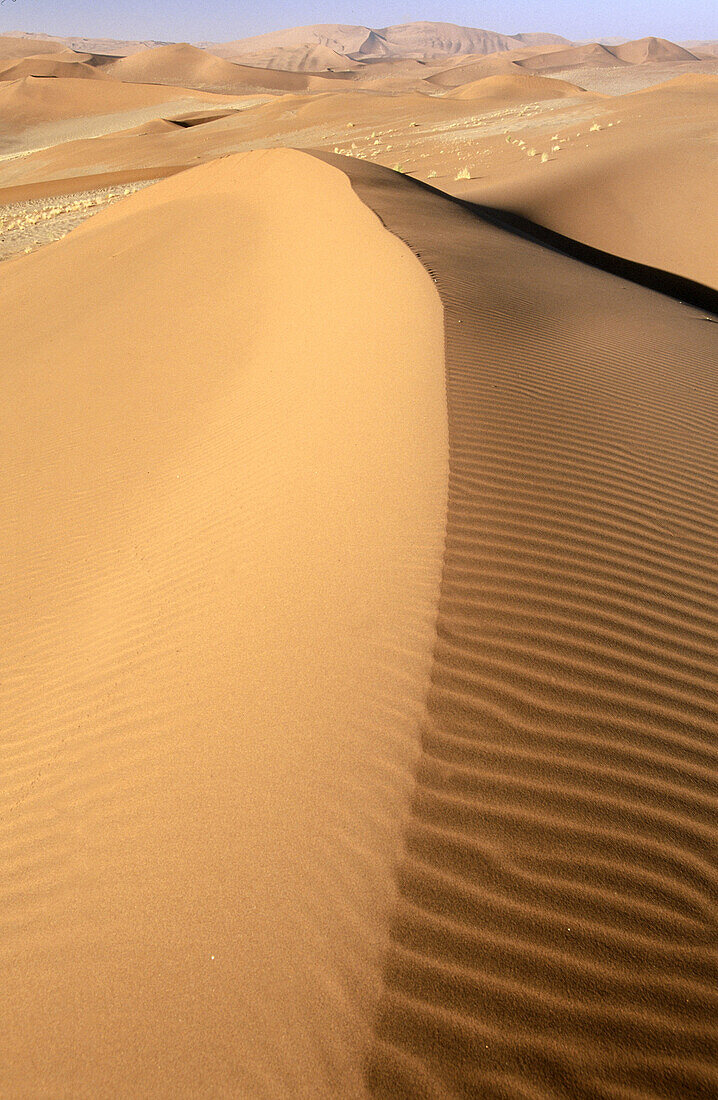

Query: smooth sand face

[1,149,447,1097]
[0,74,238,133]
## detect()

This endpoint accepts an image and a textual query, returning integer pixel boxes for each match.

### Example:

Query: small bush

[455,166,471,180]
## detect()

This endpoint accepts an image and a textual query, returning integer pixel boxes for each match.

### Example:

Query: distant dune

[427,45,570,87]
[203,22,576,63]
[612,36,699,63]
[203,23,373,59]
[520,37,700,72]
[447,72,590,103]
[512,32,573,47]
[0,55,110,81]
[518,42,629,70]
[0,31,172,57]
[108,42,260,88]
[238,44,360,73]
[373,21,523,58]
[108,43,343,92]
[0,34,69,59]
[0,74,234,133]
[634,71,718,92]
[351,30,396,59]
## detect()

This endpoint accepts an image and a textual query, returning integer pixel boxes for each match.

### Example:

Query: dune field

[2,18,717,1099]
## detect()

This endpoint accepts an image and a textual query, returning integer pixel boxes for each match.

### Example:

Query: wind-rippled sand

[1,76,717,1098]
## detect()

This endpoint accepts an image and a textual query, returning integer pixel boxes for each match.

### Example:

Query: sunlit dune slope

[518,42,629,70]
[0,74,236,132]
[458,83,718,289]
[0,34,70,60]
[446,72,590,102]
[612,36,699,63]
[239,44,361,72]
[0,149,447,1098]
[0,55,110,81]
[108,42,343,92]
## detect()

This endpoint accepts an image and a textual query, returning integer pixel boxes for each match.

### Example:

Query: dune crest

[447,72,589,102]
[0,55,109,81]
[0,149,448,1097]
[0,73,234,132]
[109,42,343,92]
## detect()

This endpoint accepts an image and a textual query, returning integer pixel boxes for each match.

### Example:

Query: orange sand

[1,24,717,1097]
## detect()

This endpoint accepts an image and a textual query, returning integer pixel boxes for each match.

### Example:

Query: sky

[0,1,714,45]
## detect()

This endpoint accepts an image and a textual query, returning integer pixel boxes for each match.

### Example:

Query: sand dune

[312,151,718,1100]
[0,56,110,81]
[352,31,396,59]
[520,42,629,70]
[0,149,447,1097]
[518,37,700,74]
[447,72,589,103]
[1,18,717,1097]
[108,42,254,88]
[612,36,699,63]
[240,44,360,72]
[207,22,534,62]
[0,34,69,59]
[513,32,573,47]
[0,74,234,133]
[456,83,718,289]
[427,45,569,87]
[375,22,525,58]
[633,71,718,93]
[108,43,342,93]
[203,23,373,59]
[0,31,171,57]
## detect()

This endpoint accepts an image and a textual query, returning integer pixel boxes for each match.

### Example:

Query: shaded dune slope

[458,118,718,293]
[0,150,447,1097]
[311,155,718,1099]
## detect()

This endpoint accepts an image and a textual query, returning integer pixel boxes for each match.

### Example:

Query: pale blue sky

[0,1,714,45]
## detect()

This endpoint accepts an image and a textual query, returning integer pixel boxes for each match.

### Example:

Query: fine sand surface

[453,80,718,289]
[445,72,592,103]
[236,44,362,72]
[311,153,718,1099]
[0,35,71,59]
[2,32,718,1096]
[0,74,238,133]
[3,63,715,290]
[107,43,347,93]
[1,149,448,1097]
[0,55,111,81]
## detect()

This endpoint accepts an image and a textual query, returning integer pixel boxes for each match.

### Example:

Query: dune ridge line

[0,148,448,1097]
